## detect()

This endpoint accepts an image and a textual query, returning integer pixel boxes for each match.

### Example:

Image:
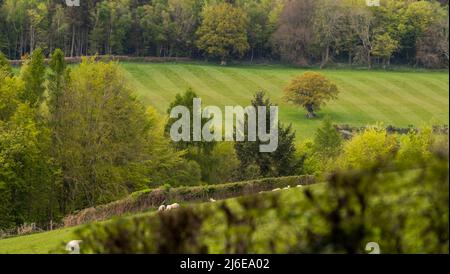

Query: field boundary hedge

[63,175,315,227]
[9,55,192,66]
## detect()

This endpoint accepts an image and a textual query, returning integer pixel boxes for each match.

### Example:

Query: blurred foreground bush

[72,141,448,253]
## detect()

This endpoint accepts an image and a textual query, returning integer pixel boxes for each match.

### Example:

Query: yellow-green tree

[196,2,249,64]
[19,47,46,107]
[0,52,12,75]
[283,72,339,118]
[372,33,399,69]
[337,126,397,169]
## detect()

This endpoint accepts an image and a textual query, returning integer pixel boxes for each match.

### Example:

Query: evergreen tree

[20,48,46,107]
[235,91,299,179]
[48,48,67,115]
[313,117,343,159]
[165,88,215,154]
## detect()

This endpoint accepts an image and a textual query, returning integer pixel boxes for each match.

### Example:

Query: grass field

[121,62,449,138]
[0,226,77,254]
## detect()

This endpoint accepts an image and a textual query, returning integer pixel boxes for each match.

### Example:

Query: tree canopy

[283,72,340,118]
[196,2,249,63]
[0,0,446,68]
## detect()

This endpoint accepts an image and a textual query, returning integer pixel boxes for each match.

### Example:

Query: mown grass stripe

[372,74,445,120]
[122,64,170,111]
[166,65,234,106]
[349,77,412,124]
[119,63,448,138]
[334,77,395,124]
[400,75,449,103]
[181,66,238,106]
[193,65,248,105]
[353,76,430,124]
[385,74,449,111]
[237,68,283,98]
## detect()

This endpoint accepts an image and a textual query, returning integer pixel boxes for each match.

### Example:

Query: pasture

[121,62,449,138]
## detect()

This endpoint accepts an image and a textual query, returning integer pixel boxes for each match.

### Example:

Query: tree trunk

[305,104,316,119]
[320,45,330,69]
[70,26,75,57]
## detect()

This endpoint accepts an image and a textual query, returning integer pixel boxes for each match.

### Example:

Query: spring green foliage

[0,0,448,68]
[164,88,219,183]
[194,142,240,184]
[196,2,249,62]
[372,33,399,68]
[0,69,54,229]
[337,126,397,169]
[165,88,215,154]
[0,52,12,75]
[90,0,132,55]
[302,143,448,253]
[47,48,68,116]
[0,72,23,121]
[69,136,448,253]
[3,56,222,230]
[144,107,202,188]
[52,58,160,211]
[313,117,342,159]
[19,48,46,107]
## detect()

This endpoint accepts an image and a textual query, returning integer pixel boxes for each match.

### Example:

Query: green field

[121,62,449,138]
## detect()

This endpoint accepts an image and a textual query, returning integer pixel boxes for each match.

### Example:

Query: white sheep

[166,203,180,211]
[272,188,281,192]
[297,185,303,188]
[158,205,166,212]
[283,185,291,190]
[209,198,216,202]
[66,240,82,254]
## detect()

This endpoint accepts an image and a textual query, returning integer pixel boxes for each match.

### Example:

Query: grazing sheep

[283,185,291,190]
[66,240,82,254]
[158,205,166,212]
[272,188,281,192]
[297,185,303,188]
[210,198,216,202]
[166,203,180,211]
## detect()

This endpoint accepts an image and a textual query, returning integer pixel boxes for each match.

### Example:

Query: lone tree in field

[283,72,339,119]
[196,2,249,65]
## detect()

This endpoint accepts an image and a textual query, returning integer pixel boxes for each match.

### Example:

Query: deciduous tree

[283,72,339,119]
[196,2,249,64]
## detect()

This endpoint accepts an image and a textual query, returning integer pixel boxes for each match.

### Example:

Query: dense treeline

[0,0,448,68]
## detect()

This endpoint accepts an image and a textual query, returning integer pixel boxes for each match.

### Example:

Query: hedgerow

[62,175,315,227]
